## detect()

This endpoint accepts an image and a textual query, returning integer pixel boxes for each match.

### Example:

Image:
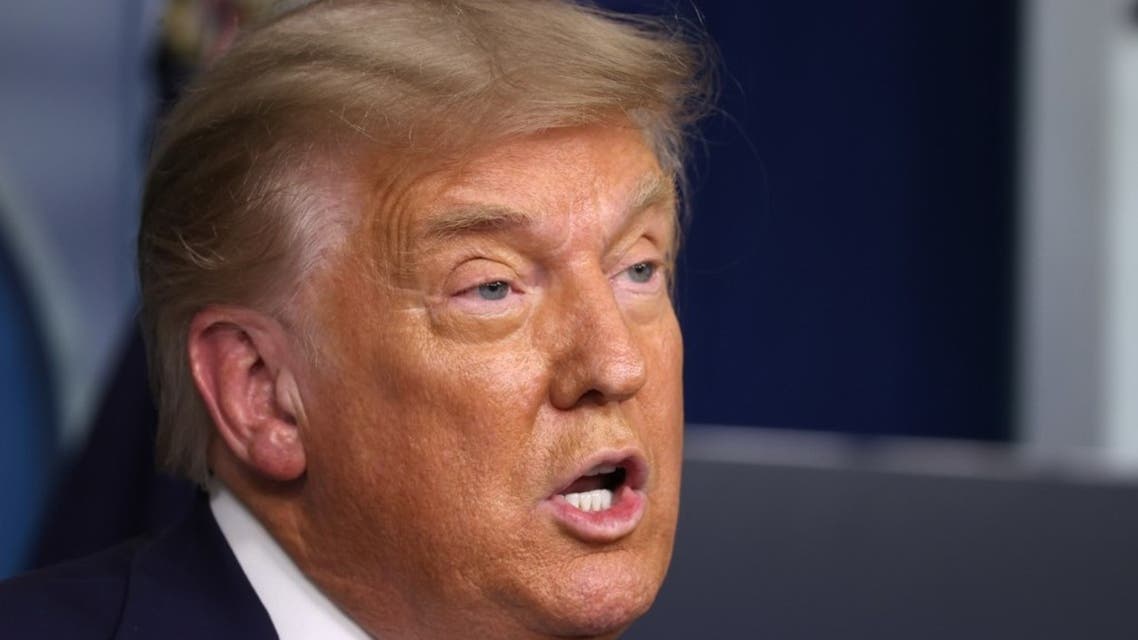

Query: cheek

[296,315,556,591]
[401,338,556,520]
[640,314,685,520]
[307,311,552,507]
[642,310,684,429]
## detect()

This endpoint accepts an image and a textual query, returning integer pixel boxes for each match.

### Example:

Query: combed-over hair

[139,0,713,484]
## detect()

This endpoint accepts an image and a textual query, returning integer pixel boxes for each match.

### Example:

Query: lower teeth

[564,488,614,512]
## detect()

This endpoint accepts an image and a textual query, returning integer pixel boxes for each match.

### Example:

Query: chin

[518,551,666,639]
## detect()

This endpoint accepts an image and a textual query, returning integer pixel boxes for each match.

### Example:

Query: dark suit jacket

[0,495,278,639]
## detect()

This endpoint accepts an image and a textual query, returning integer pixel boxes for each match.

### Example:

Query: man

[1,0,709,637]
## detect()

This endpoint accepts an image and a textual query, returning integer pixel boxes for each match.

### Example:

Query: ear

[188,306,307,482]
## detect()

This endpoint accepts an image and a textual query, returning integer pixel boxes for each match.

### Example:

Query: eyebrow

[419,205,535,242]
[417,172,675,243]
[627,172,675,217]
[612,173,676,239]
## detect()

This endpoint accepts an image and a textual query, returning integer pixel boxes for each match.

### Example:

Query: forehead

[374,124,672,258]
[432,124,661,203]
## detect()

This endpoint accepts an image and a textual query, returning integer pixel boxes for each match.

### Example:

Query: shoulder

[0,538,145,639]
[0,494,277,640]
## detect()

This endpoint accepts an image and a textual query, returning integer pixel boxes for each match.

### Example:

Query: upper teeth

[564,489,613,512]
[585,465,617,477]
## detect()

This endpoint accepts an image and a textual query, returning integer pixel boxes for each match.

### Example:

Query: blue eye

[626,262,656,283]
[477,281,510,300]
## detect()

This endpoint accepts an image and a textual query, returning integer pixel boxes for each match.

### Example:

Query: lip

[541,449,649,543]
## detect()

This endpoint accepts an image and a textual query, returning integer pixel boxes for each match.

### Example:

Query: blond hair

[139,0,713,484]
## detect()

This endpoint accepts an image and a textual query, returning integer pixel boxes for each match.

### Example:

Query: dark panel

[628,458,1138,639]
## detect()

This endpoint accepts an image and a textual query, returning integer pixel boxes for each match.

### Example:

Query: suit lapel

[115,493,278,640]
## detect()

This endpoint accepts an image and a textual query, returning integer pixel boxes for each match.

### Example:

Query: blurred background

[1,0,1136,637]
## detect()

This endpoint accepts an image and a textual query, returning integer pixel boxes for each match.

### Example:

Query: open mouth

[545,454,648,542]
[558,464,629,512]
[550,452,646,508]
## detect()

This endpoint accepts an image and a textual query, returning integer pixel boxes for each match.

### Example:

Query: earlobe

[188,307,308,483]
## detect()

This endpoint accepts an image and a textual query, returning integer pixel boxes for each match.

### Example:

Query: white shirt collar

[209,483,372,640]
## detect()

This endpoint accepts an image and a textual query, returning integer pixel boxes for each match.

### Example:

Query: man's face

[293,124,684,638]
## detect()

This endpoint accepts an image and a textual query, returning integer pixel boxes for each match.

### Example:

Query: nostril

[576,388,607,407]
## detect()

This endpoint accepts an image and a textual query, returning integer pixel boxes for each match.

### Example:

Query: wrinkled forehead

[363,124,675,272]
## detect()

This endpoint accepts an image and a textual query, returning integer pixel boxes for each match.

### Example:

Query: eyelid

[443,258,530,321]
[613,258,667,291]
[611,237,666,274]
[611,228,668,262]
[456,278,517,299]
[444,257,519,293]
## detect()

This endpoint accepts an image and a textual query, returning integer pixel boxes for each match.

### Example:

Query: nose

[546,274,648,410]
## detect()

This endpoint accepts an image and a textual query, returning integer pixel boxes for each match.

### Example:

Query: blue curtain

[0,216,56,577]
[604,0,1019,441]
